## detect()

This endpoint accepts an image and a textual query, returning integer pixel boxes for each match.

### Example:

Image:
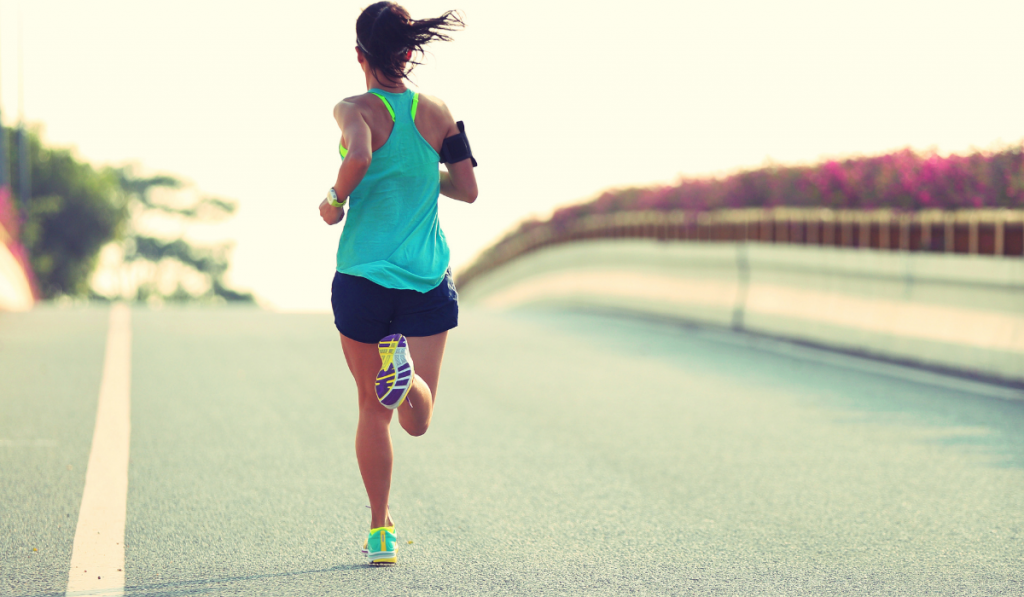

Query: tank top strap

[368,92,396,122]
[369,88,417,123]
[340,90,417,158]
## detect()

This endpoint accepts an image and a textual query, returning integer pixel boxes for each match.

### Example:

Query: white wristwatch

[327,188,347,208]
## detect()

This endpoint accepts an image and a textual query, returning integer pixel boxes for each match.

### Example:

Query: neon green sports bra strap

[340,92,403,158]
[411,93,420,120]
[370,92,396,122]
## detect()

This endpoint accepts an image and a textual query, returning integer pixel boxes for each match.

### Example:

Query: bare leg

[340,330,450,529]
[341,334,396,529]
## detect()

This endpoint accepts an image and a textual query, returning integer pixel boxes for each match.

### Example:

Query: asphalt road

[2,305,1023,596]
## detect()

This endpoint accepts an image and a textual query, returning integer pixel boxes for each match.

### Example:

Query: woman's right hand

[320,197,345,225]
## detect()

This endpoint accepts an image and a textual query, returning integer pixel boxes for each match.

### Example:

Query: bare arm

[320,101,374,225]
[437,108,478,204]
[440,160,477,203]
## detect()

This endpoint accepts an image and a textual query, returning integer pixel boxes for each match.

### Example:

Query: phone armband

[439,121,478,167]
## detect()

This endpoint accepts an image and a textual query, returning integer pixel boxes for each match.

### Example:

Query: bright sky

[3,0,1022,310]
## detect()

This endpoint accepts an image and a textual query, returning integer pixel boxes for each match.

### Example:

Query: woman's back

[336,88,450,292]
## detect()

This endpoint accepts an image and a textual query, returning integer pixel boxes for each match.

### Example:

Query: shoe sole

[367,551,397,564]
[376,334,413,410]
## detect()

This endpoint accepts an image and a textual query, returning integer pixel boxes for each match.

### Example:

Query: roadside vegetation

[523,144,1024,237]
[4,127,253,302]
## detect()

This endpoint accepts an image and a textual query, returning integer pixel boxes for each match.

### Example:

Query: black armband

[439,121,478,167]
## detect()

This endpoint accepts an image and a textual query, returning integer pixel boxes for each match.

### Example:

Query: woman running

[318,2,477,565]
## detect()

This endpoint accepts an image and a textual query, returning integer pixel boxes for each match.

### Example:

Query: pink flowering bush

[543,144,1024,230]
[0,187,16,237]
[462,144,1024,285]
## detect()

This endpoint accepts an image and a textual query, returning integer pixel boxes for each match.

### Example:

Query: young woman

[318,2,477,565]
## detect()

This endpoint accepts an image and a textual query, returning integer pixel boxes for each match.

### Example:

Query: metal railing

[458,208,1024,289]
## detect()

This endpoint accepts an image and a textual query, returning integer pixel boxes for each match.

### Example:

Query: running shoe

[361,506,393,555]
[376,334,414,409]
[365,525,398,564]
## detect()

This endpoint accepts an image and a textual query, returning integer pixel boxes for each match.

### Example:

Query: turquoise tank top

[336,88,449,292]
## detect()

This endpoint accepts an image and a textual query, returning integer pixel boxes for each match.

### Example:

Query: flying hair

[355,2,464,83]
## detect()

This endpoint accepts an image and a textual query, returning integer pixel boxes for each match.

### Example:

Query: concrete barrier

[459,240,1024,385]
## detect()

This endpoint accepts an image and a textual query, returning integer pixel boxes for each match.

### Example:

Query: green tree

[113,168,253,303]
[13,128,125,297]
[10,127,253,302]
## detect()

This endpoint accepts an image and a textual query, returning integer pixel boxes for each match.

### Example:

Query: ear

[356,47,366,64]
[405,50,412,61]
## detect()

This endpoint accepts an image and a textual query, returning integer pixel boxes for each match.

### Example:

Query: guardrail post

[969,213,979,255]
[1017,212,1024,257]
[945,213,956,253]
[791,211,803,244]
[995,211,1005,256]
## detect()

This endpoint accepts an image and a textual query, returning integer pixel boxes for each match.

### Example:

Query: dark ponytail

[356,2,464,83]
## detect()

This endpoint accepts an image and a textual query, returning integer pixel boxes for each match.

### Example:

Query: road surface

[2,305,1023,596]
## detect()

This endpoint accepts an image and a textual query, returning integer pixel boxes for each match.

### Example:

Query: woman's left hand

[320,197,345,225]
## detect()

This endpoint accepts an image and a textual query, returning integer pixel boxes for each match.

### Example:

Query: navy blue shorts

[331,269,459,344]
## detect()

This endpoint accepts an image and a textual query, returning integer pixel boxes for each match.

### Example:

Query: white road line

[65,304,131,597]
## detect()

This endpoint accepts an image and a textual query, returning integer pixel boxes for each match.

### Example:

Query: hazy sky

[3,0,1022,310]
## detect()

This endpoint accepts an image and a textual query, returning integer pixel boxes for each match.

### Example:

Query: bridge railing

[458,208,1024,289]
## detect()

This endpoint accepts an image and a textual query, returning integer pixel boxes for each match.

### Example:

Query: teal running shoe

[365,525,397,564]
[376,334,414,409]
